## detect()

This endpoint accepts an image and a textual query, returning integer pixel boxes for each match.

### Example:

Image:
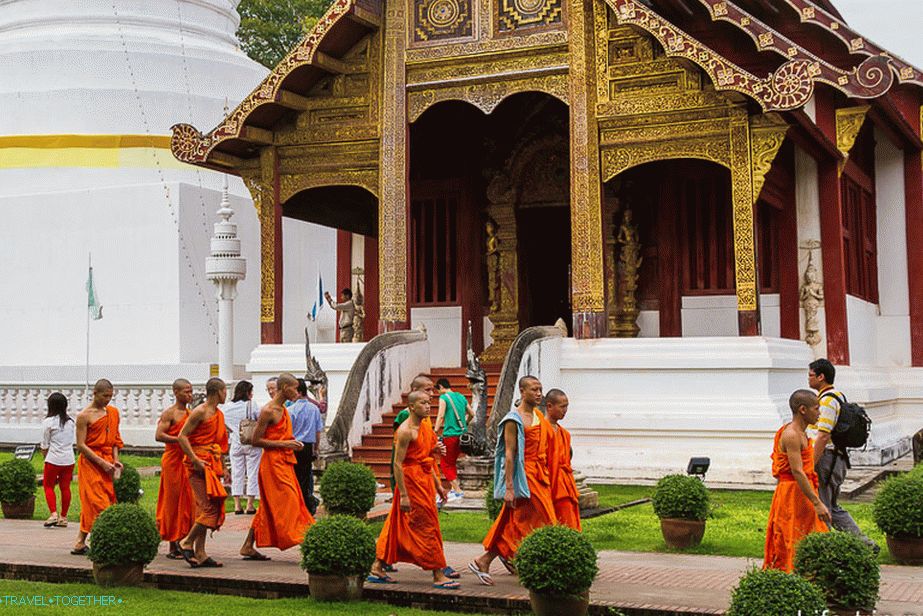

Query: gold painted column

[482,173,521,364]
[378,0,409,332]
[729,111,760,336]
[568,0,606,338]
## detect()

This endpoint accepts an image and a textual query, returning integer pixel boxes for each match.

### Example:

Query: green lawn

[0,451,162,475]
[0,579,480,616]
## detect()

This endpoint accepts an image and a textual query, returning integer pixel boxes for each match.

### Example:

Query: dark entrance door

[517,206,571,331]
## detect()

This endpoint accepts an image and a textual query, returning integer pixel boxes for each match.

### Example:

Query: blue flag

[86,265,103,321]
[309,267,324,321]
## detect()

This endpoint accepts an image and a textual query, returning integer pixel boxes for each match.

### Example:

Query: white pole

[85,253,91,400]
[217,281,235,381]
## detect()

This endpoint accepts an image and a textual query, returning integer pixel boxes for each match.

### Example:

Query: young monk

[368,391,458,589]
[469,376,556,585]
[545,388,581,531]
[177,377,229,568]
[763,389,831,572]
[154,378,195,559]
[72,379,123,555]
[239,373,314,560]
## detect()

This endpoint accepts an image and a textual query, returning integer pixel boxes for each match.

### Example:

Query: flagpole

[85,253,91,400]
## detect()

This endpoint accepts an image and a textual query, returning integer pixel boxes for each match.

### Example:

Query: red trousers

[439,436,461,482]
[43,462,74,515]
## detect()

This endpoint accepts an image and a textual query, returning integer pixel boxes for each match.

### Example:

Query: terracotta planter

[528,590,590,616]
[308,573,364,601]
[1,495,35,519]
[660,518,706,549]
[886,534,923,566]
[92,563,144,587]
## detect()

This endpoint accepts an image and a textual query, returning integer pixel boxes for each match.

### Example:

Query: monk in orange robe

[469,376,556,585]
[763,389,831,572]
[72,379,124,555]
[546,388,581,531]
[368,390,457,588]
[177,377,229,568]
[155,378,195,559]
[239,373,314,560]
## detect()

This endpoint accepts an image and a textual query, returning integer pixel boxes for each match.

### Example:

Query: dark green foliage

[114,463,142,504]
[515,525,598,597]
[0,458,36,504]
[794,531,879,610]
[484,477,503,521]
[300,515,376,577]
[237,0,333,68]
[88,504,160,567]
[319,462,377,518]
[652,475,709,521]
[727,568,827,616]
[873,472,923,537]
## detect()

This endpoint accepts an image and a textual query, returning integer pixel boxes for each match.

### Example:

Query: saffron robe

[482,410,557,559]
[376,418,447,571]
[78,406,124,533]
[184,410,229,530]
[251,406,314,549]
[550,424,581,531]
[155,412,194,542]
[763,423,828,572]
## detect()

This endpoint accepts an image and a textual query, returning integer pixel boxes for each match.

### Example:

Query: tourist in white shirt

[223,380,261,515]
[40,393,76,528]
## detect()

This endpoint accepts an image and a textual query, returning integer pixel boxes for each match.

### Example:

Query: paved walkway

[0,518,919,615]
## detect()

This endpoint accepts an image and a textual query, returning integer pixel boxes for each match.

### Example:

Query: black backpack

[820,391,871,454]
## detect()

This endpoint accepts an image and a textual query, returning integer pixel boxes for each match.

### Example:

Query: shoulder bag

[238,400,258,446]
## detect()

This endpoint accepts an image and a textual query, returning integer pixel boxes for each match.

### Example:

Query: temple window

[840,123,878,304]
[410,193,459,305]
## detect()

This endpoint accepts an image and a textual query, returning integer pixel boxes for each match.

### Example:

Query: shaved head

[172,378,191,393]
[518,375,540,391]
[410,375,433,392]
[789,389,817,414]
[205,377,225,397]
[93,379,113,393]
[408,390,429,406]
[545,388,567,405]
[278,373,298,390]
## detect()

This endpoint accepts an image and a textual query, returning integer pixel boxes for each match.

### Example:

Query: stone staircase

[351,367,501,484]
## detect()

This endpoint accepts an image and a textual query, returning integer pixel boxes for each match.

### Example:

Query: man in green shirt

[434,378,474,502]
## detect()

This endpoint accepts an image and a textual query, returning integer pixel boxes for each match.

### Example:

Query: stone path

[0,518,920,615]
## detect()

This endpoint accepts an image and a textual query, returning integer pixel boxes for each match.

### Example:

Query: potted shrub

[515,525,598,616]
[318,461,376,518]
[873,472,923,565]
[88,503,160,586]
[727,567,827,616]
[652,474,709,549]
[0,458,37,519]
[300,514,376,601]
[794,530,879,613]
[114,463,142,504]
[484,477,503,521]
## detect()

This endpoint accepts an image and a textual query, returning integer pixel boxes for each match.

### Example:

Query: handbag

[446,395,487,457]
[238,401,257,446]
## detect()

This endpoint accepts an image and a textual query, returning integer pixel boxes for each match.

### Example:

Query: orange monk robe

[483,410,557,559]
[78,406,124,533]
[156,414,194,542]
[376,419,447,571]
[549,425,581,531]
[251,407,314,550]
[184,410,229,530]
[763,424,828,572]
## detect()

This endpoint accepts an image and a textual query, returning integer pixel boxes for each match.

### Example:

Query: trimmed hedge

[484,477,503,521]
[873,472,923,538]
[114,463,142,504]
[794,530,879,610]
[0,458,36,505]
[318,462,377,518]
[652,474,709,521]
[87,503,160,567]
[728,568,827,616]
[300,514,376,577]
[515,525,598,597]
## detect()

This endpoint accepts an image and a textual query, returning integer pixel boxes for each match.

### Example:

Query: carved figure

[614,208,642,337]
[486,217,501,314]
[351,281,365,343]
[800,253,824,348]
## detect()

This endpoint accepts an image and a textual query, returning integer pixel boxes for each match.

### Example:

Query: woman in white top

[40,392,76,528]
[223,380,261,514]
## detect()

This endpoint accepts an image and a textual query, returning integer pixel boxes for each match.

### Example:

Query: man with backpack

[434,377,474,502]
[808,358,878,553]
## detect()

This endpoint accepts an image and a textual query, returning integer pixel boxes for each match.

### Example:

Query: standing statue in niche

[800,248,824,349]
[351,274,365,343]
[613,208,642,337]
[486,217,501,314]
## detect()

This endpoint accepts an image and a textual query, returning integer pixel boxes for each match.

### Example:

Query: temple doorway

[518,205,571,329]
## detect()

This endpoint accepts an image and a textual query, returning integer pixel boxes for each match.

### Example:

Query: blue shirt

[289,398,324,443]
[493,409,530,501]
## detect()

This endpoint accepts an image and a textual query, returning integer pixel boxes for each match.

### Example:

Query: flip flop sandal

[69,546,89,556]
[443,566,461,579]
[499,556,517,575]
[432,580,460,590]
[366,574,397,584]
[165,550,185,560]
[234,510,244,515]
[382,563,398,572]
[244,509,257,515]
[193,557,223,568]
[241,553,271,561]
[467,562,494,586]
[180,548,197,567]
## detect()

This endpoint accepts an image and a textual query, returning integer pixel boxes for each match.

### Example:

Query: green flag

[86,265,103,321]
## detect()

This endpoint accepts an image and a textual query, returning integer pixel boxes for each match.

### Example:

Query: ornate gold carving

[482,177,520,364]
[407,73,568,121]
[245,147,279,323]
[835,105,870,173]
[613,208,642,336]
[497,0,563,33]
[749,112,789,203]
[413,0,474,43]
[486,217,501,313]
[729,112,758,312]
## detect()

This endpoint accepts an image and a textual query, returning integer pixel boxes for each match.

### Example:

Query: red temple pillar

[905,148,923,366]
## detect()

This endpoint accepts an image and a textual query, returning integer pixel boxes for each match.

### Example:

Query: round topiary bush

[0,458,36,504]
[318,462,376,518]
[794,530,879,610]
[300,514,376,577]
[727,567,827,616]
[484,477,503,521]
[652,474,709,521]
[88,503,160,567]
[515,525,598,597]
[114,463,142,504]
[873,472,923,538]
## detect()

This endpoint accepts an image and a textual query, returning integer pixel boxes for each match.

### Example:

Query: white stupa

[0,0,267,385]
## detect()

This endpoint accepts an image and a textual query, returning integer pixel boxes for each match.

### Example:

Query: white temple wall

[795,146,827,356]
[678,294,780,337]
[281,218,337,345]
[410,306,462,368]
